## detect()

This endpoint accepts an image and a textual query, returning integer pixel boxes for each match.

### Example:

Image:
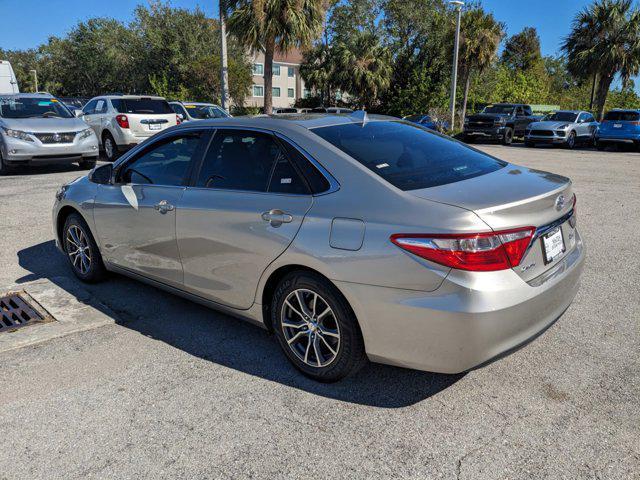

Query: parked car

[595,109,640,150]
[524,110,598,149]
[311,107,353,114]
[80,94,179,161]
[0,93,98,174]
[169,101,230,122]
[464,103,537,145]
[52,113,584,381]
[273,107,299,114]
[403,114,450,132]
[0,60,19,94]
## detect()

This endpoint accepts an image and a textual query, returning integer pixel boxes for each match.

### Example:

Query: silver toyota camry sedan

[52,113,585,382]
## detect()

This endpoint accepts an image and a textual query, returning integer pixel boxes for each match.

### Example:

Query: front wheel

[63,213,107,282]
[502,127,514,145]
[524,140,535,148]
[272,271,366,382]
[565,131,576,149]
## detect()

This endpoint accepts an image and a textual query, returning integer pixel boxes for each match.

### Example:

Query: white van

[0,61,19,94]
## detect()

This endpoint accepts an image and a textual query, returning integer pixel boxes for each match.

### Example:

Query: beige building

[245,49,309,109]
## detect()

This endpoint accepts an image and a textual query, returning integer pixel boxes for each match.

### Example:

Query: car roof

[93,95,167,100]
[0,93,54,99]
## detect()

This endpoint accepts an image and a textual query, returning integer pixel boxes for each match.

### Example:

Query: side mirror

[88,163,113,185]
[75,110,85,118]
[177,113,185,121]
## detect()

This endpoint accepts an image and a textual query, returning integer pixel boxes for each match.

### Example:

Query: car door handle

[261,209,293,227]
[154,200,175,214]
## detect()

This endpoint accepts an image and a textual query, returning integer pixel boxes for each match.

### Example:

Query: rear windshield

[111,98,173,114]
[312,121,506,191]
[0,96,73,119]
[604,111,640,121]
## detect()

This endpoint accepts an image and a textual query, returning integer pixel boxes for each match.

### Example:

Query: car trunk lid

[408,165,577,281]
[127,113,177,137]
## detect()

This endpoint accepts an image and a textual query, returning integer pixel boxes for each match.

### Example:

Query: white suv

[81,95,179,161]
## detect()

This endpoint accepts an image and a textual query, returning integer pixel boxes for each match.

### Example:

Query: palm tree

[562,0,640,120]
[458,8,505,129]
[224,0,325,114]
[333,31,391,109]
[299,43,337,105]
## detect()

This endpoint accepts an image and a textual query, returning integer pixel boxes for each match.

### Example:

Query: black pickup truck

[463,103,538,145]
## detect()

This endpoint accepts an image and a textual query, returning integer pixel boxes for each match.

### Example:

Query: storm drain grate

[0,292,49,333]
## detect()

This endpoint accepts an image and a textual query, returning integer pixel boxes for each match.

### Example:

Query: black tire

[78,158,97,170]
[0,153,7,176]
[565,131,577,149]
[102,132,119,162]
[62,213,107,283]
[524,140,535,148]
[502,127,514,145]
[596,141,606,151]
[271,271,366,382]
[463,135,474,144]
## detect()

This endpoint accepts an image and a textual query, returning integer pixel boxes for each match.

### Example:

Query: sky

[0,0,594,55]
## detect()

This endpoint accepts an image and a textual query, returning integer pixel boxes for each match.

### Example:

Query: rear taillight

[390,227,536,272]
[176,114,182,125]
[116,114,129,129]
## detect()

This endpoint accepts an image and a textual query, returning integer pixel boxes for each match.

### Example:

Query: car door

[92,130,209,287]
[177,129,313,309]
[81,99,99,135]
[581,113,597,140]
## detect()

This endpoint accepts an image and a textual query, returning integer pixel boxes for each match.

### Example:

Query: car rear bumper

[595,134,640,143]
[336,232,585,374]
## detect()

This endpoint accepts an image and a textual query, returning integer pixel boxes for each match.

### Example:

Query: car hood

[0,117,88,133]
[529,120,575,130]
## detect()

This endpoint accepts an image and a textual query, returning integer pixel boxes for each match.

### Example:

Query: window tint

[547,111,579,122]
[120,134,202,186]
[83,99,97,114]
[604,110,640,121]
[312,121,506,191]
[280,140,331,194]
[584,114,595,122]
[95,99,106,113]
[196,130,308,194]
[111,98,173,114]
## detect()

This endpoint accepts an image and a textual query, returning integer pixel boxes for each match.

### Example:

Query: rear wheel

[102,132,119,162]
[565,131,576,149]
[502,127,513,145]
[272,271,366,382]
[63,213,106,283]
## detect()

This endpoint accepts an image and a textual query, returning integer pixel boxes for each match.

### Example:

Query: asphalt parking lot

[0,144,638,479]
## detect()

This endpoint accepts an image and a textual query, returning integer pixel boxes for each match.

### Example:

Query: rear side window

[604,111,640,121]
[280,140,331,194]
[312,121,506,191]
[111,98,173,114]
[195,130,309,194]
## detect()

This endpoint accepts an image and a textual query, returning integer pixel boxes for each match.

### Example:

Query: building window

[272,87,281,97]
[272,64,281,76]
[253,85,264,97]
[253,63,264,76]
[287,88,295,98]
[288,66,295,77]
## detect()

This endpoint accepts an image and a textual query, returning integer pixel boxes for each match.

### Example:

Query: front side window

[195,130,308,194]
[82,99,98,115]
[0,96,73,119]
[312,121,506,191]
[272,87,281,97]
[119,134,202,186]
[95,99,107,113]
[253,63,264,75]
[253,85,264,97]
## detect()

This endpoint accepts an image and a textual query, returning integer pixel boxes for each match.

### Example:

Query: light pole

[219,2,230,112]
[29,69,38,93]
[449,1,464,130]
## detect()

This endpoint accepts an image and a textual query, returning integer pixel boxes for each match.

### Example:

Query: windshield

[604,110,640,121]
[544,112,578,122]
[184,104,230,119]
[481,105,515,115]
[0,97,73,119]
[312,121,506,191]
[111,98,173,114]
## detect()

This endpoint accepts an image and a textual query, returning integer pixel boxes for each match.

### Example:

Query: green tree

[502,27,542,71]
[299,44,337,105]
[457,8,505,128]
[562,0,640,119]
[225,0,325,113]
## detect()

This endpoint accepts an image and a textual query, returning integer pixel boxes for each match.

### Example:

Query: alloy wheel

[281,289,341,368]
[104,137,114,160]
[66,225,92,275]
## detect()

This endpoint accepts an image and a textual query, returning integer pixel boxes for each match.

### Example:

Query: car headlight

[495,117,506,125]
[55,184,69,201]
[1,127,34,142]
[78,128,94,140]
[557,124,569,129]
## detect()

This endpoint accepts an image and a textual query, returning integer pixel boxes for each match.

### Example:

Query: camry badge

[555,194,566,211]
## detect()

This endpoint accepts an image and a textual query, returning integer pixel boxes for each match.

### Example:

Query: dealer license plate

[542,227,565,264]
[613,123,622,128]
[149,123,162,131]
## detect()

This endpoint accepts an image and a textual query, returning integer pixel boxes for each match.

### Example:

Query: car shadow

[16,240,463,408]
[4,163,88,177]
